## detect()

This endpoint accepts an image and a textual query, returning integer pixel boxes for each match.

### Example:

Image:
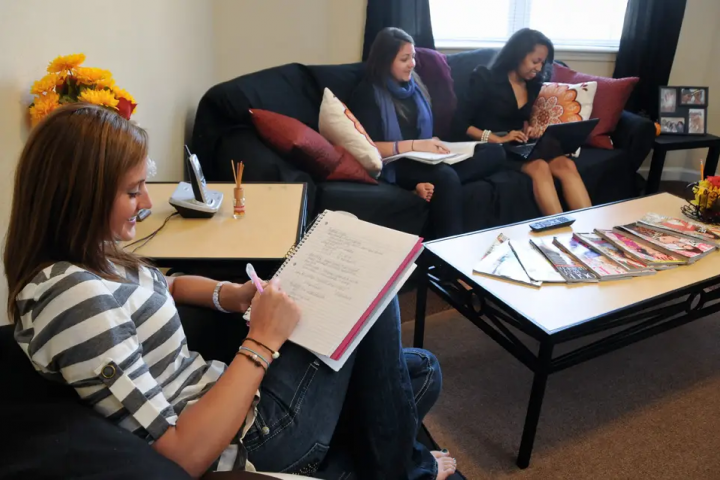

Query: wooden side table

[646,134,720,194]
[124,182,308,277]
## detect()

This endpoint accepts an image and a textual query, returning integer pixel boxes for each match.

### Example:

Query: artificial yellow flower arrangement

[29,53,137,126]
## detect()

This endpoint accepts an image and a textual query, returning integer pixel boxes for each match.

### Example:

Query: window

[430,0,628,51]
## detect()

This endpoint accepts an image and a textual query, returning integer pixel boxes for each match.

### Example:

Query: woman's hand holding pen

[247,279,301,352]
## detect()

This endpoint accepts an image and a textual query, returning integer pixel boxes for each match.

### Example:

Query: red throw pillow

[551,64,639,149]
[250,109,377,185]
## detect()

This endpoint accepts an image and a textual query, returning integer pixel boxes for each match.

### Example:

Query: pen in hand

[246,263,264,293]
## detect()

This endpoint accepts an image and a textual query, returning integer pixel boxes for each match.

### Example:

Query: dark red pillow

[250,109,377,184]
[552,64,639,149]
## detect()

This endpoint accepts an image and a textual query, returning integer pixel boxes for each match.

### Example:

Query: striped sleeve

[19,269,177,440]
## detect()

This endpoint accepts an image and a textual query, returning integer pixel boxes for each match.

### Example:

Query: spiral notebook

[245,210,423,371]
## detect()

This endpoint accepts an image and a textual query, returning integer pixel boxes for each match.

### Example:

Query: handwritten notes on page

[280,210,421,357]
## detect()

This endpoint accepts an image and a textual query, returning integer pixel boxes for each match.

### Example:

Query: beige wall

[213,0,366,82]
[0,0,215,324]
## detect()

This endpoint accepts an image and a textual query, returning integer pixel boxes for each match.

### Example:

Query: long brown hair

[365,27,432,120]
[4,103,149,322]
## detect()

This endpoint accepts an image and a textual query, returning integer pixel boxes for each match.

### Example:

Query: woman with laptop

[5,104,457,479]
[349,27,506,238]
[455,28,593,216]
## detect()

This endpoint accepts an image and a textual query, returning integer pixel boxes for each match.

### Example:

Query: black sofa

[0,312,295,480]
[193,49,655,237]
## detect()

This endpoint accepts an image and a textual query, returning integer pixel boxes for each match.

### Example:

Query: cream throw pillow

[319,88,382,177]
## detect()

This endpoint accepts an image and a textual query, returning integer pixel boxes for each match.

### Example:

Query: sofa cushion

[414,47,457,139]
[318,88,383,176]
[250,109,377,185]
[552,64,639,150]
[315,181,428,235]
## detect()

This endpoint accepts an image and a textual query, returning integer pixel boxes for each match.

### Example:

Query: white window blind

[430,0,628,51]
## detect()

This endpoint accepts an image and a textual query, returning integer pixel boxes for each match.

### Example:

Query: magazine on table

[481,233,510,260]
[553,235,634,281]
[473,240,542,287]
[382,141,481,165]
[509,240,566,283]
[639,213,720,245]
[594,229,684,269]
[530,238,598,283]
[574,233,656,276]
[616,223,716,264]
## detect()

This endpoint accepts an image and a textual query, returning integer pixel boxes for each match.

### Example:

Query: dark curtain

[613,0,687,119]
[362,0,435,61]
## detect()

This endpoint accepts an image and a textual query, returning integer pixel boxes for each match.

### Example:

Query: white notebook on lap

[245,210,423,371]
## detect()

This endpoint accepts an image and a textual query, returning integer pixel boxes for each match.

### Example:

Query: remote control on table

[529,216,575,232]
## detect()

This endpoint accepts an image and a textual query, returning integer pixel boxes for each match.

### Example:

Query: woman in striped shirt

[4,103,457,479]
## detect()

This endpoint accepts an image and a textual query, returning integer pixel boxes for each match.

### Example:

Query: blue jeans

[243,297,442,479]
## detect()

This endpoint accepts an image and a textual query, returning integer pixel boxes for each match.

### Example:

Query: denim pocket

[280,442,330,475]
[243,359,320,451]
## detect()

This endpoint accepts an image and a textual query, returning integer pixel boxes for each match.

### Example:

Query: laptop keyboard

[513,144,534,157]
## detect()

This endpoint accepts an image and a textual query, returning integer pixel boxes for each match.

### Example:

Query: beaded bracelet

[245,337,281,360]
[236,350,267,372]
[238,346,270,370]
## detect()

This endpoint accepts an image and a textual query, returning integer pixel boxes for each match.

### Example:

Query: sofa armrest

[610,111,656,171]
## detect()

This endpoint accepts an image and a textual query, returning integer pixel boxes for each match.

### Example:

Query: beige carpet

[401,309,720,479]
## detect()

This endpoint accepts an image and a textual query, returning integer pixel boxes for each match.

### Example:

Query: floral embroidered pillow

[529,81,598,137]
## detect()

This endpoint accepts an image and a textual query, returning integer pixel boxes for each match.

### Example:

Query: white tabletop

[425,193,720,334]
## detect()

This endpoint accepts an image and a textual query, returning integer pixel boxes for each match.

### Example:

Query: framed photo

[688,108,706,134]
[660,116,686,134]
[680,87,708,106]
[660,87,676,113]
[658,86,709,135]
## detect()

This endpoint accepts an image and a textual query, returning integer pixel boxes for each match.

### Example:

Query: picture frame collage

[659,86,709,135]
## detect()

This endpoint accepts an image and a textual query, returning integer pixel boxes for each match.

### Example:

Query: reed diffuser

[231,160,245,218]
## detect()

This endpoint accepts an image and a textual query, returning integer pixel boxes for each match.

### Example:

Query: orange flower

[73,67,113,86]
[30,73,61,95]
[29,92,60,127]
[47,53,86,73]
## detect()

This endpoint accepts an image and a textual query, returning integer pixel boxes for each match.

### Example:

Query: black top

[348,78,423,142]
[654,133,720,149]
[454,66,542,136]
[396,95,420,140]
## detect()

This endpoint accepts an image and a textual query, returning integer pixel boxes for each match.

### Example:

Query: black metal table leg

[516,340,554,469]
[646,147,668,194]
[705,145,720,178]
[414,257,429,348]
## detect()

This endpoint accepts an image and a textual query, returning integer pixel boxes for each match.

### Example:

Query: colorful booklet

[554,235,633,281]
[616,223,716,264]
[530,238,598,283]
[473,240,541,287]
[509,240,566,283]
[594,229,684,269]
[574,233,656,276]
[639,213,720,245]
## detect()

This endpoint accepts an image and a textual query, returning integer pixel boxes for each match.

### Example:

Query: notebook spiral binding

[272,211,328,279]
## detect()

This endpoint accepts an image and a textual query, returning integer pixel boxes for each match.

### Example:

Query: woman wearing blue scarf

[349,27,504,238]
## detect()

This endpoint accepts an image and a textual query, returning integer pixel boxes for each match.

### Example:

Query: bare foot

[414,182,434,202]
[434,452,457,480]
[431,450,449,459]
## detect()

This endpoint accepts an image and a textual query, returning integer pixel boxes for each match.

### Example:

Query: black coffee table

[646,134,720,194]
[414,193,720,468]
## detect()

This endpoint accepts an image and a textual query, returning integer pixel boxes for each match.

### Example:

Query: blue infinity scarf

[373,77,434,142]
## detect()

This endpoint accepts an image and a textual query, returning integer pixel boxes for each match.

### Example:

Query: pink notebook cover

[330,238,424,360]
